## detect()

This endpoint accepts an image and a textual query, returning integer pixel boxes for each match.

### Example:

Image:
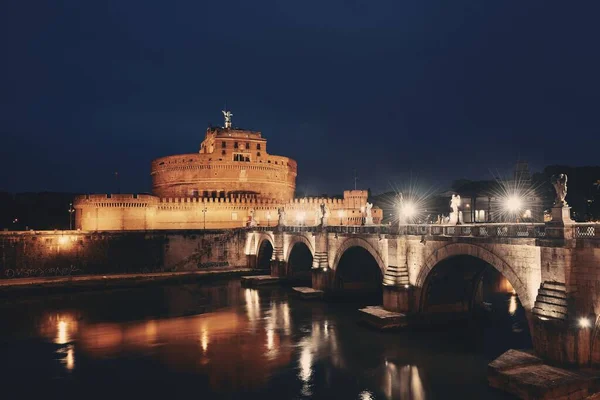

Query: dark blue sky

[1,1,599,195]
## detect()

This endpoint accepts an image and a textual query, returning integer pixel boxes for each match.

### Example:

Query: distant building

[450,161,542,223]
[74,112,381,230]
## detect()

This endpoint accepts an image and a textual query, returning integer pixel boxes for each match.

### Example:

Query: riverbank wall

[0,229,250,279]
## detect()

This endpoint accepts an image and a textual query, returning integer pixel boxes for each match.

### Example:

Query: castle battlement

[73,112,381,231]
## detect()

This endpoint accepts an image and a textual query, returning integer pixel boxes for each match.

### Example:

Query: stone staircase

[383,264,409,286]
[532,281,568,321]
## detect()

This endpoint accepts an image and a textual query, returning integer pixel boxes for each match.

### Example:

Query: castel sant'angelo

[74,111,382,230]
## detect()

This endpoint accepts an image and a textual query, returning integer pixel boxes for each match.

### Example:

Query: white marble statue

[319,203,330,227]
[247,209,257,227]
[449,194,461,224]
[277,207,286,226]
[551,174,568,207]
[222,110,233,128]
[364,202,374,225]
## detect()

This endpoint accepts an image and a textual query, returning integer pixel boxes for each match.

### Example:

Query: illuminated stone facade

[74,117,382,230]
[152,127,296,201]
[73,190,382,230]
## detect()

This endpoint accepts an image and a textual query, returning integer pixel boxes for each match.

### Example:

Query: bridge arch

[285,234,315,263]
[331,237,386,275]
[329,237,386,298]
[254,233,275,270]
[416,242,532,311]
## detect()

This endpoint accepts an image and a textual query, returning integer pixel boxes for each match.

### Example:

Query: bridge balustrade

[574,224,599,238]
[249,222,600,240]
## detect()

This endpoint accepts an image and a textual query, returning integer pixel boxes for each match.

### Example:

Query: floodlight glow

[505,196,523,213]
[579,317,591,328]
[400,202,417,218]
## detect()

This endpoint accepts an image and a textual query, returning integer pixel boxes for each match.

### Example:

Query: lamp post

[201,206,207,230]
[505,195,523,223]
[68,203,75,230]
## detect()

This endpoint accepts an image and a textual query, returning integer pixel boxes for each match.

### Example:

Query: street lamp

[68,203,75,230]
[504,195,523,222]
[398,200,417,225]
[201,206,207,229]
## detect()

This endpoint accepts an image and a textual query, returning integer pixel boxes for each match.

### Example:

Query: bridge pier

[311,267,331,291]
[382,285,418,314]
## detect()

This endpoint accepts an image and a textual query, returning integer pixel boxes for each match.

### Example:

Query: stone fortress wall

[74,113,382,231]
[0,229,249,279]
[151,127,296,201]
[74,190,383,231]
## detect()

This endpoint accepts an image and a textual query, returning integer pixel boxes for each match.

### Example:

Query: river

[0,278,529,399]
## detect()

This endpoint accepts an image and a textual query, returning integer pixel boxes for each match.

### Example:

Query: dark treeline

[0,192,79,230]
[370,165,600,223]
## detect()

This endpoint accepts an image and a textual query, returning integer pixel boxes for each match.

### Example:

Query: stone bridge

[246,222,600,367]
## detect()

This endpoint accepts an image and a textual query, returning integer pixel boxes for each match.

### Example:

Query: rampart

[73,190,383,231]
[0,229,248,279]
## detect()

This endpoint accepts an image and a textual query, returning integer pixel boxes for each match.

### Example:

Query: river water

[0,279,529,399]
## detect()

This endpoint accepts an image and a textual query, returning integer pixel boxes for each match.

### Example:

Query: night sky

[1,1,599,196]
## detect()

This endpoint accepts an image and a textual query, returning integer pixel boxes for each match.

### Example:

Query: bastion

[74,112,382,230]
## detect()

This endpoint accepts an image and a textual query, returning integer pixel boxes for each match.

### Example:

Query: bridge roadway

[246,221,600,368]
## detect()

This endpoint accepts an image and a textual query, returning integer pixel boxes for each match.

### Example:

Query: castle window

[221,142,226,148]
[234,142,239,149]
[245,142,250,149]
[257,152,261,157]
[222,150,226,156]
[257,144,261,150]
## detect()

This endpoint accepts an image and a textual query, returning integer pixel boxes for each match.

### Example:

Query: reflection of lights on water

[299,343,312,383]
[266,328,274,350]
[201,329,209,352]
[145,320,157,343]
[324,321,329,338]
[244,289,261,328]
[66,346,75,371]
[359,390,374,400]
[508,295,518,316]
[281,302,290,335]
[58,320,68,344]
[384,361,425,400]
[299,343,313,396]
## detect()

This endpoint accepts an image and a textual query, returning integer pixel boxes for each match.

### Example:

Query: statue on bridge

[277,207,286,226]
[450,194,461,225]
[319,203,330,227]
[247,209,257,227]
[364,202,374,225]
[551,174,568,207]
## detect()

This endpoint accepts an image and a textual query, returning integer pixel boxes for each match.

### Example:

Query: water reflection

[508,294,518,316]
[39,313,79,345]
[0,279,528,399]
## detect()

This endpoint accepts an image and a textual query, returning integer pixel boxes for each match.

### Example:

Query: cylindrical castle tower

[151,120,297,201]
